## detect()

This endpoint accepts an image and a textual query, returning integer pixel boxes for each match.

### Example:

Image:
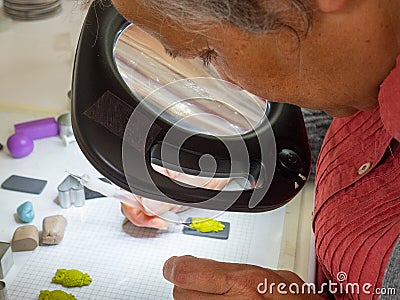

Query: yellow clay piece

[52,269,92,287]
[38,290,76,300]
[189,218,225,233]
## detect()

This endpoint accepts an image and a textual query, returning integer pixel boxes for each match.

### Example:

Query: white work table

[0,2,315,298]
[0,110,287,298]
[0,113,315,299]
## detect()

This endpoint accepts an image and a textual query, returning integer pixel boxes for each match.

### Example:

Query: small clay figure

[41,215,67,245]
[11,225,39,252]
[38,290,76,300]
[52,269,92,287]
[16,201,35,223]
[189,218,225,233]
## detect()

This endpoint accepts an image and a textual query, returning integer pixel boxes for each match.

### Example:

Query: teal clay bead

[17,201,34,223]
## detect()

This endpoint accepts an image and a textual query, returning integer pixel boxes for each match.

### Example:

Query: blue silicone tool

[16,201,35,223]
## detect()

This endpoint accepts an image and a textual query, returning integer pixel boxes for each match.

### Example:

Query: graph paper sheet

[7,199,284,299]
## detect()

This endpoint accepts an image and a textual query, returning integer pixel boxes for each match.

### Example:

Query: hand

[121,165,230,229]
[163,255,325,299]
[121,197,185,229]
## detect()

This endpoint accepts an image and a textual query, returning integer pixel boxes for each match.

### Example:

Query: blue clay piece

[17,201,34,223]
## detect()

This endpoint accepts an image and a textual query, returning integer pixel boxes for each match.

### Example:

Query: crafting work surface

[0,111,286,299]
[6,200,284,299]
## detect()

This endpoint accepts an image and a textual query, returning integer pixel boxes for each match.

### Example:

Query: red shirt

[313,56,400,300]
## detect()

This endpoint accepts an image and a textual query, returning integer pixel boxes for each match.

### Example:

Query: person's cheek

[211,58,243,91]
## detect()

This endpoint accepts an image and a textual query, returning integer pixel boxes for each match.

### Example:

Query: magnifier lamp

[71,1,311,212]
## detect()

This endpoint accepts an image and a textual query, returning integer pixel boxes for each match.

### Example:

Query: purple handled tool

[14,117,59,140]
[7,133,34,158]
[7,117,59,158]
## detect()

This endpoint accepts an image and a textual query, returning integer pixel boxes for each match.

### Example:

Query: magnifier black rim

[71,1,312,212]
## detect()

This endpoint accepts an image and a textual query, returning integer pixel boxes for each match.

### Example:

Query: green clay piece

[38,290,76,300]
[189,218,225,233]
[52,269,92,287]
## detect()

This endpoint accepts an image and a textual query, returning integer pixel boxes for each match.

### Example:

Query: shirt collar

[378,55,400,141]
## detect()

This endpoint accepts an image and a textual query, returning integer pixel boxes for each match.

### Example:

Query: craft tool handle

[73,173,183,224]
[79,174,118,197]
[79,174,144,210]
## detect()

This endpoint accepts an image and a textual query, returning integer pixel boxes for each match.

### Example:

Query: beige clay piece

[41,215,67,245]
[11,225,39,252]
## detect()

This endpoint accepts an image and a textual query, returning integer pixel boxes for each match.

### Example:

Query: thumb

[163,256,241,294]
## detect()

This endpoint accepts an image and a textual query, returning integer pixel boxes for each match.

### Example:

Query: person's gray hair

[136,0,313,35]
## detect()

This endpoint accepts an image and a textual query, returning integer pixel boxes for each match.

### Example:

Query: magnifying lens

[71,1,311,212]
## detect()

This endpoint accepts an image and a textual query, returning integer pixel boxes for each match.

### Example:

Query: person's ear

[314,0,348,12]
